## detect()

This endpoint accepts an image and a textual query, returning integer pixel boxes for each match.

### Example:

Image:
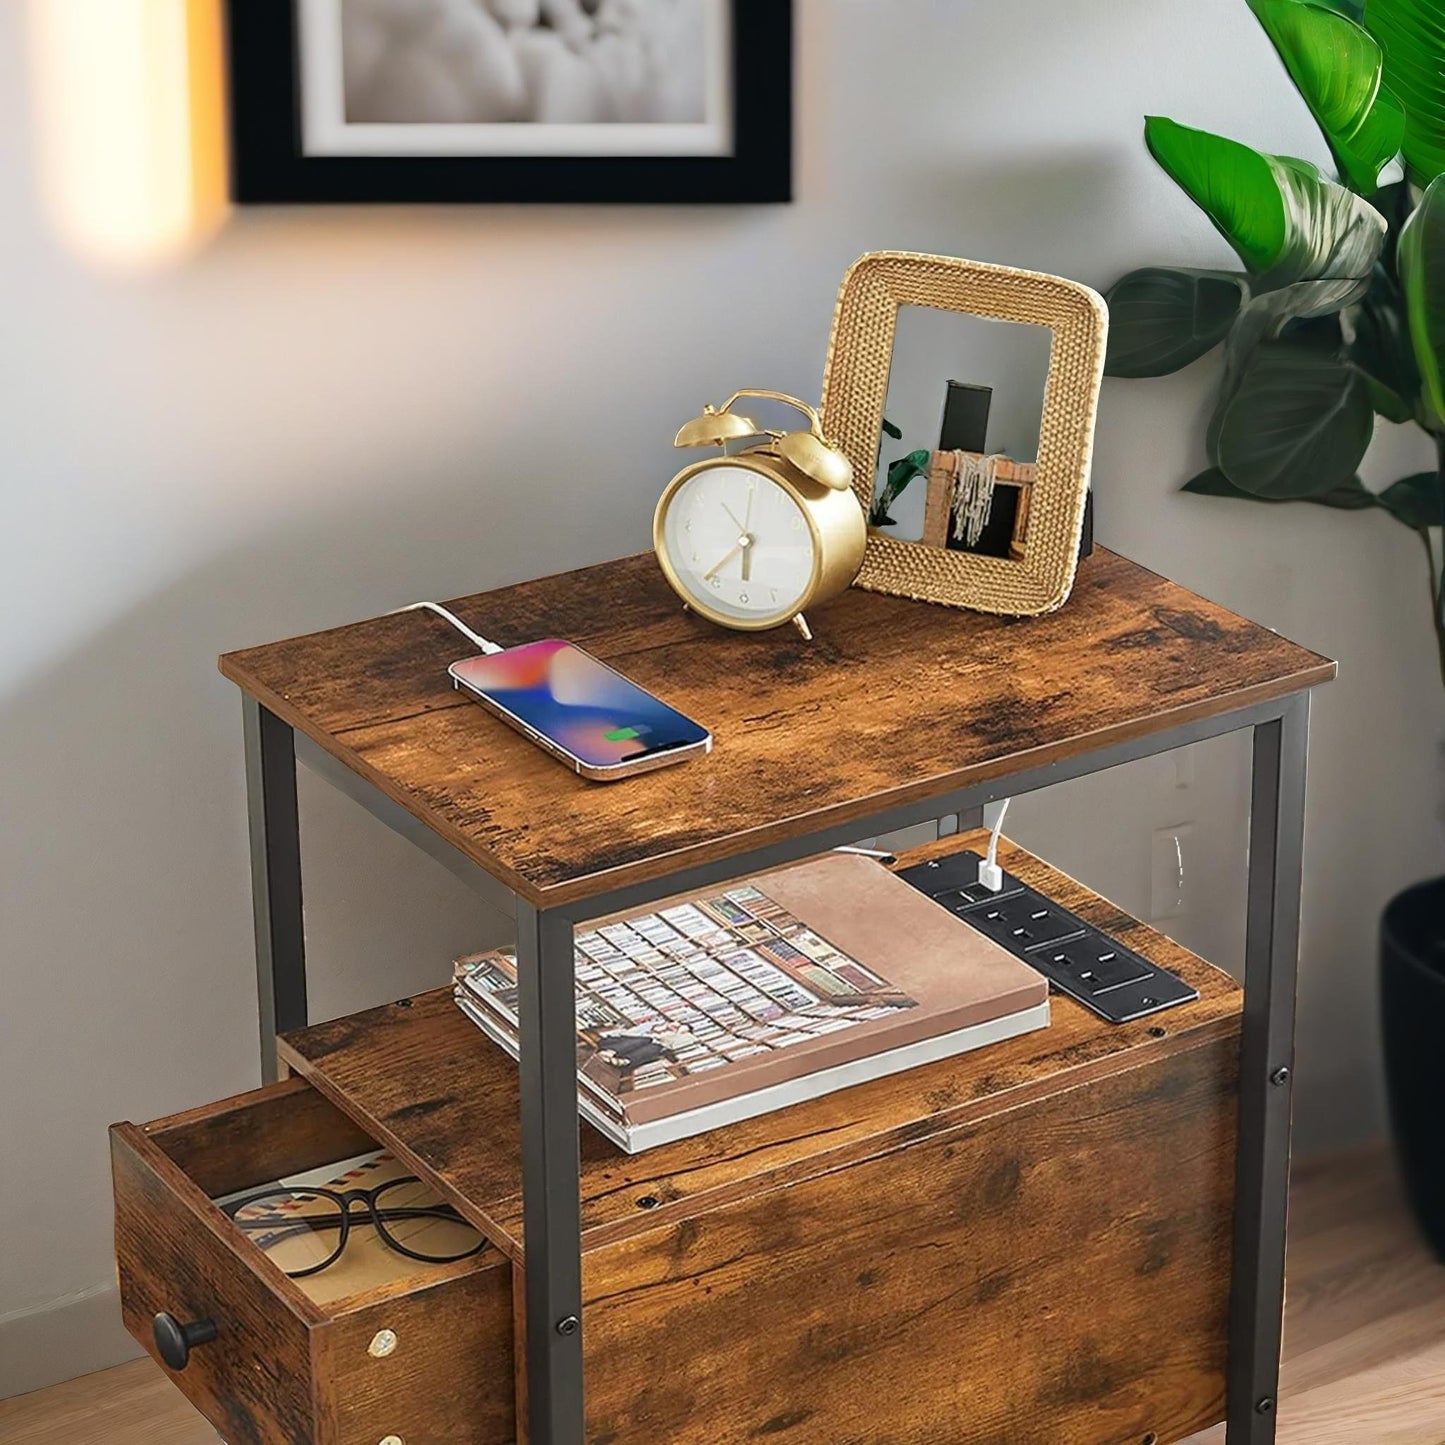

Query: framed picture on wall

[226,1,793,204]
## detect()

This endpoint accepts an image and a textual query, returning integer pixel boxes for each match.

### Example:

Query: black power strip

[895,851,1198,1024]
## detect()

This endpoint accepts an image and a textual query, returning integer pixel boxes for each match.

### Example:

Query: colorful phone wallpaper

[452,641,709,769]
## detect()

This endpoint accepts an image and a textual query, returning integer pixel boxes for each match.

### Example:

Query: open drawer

[111,1077,516,1445]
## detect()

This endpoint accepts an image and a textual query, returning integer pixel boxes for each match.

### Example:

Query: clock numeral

[739,592,749,605]
[770,589,778,603]
[709,576,721,589]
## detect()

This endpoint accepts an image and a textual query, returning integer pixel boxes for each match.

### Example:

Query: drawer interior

[114,1077,516,1445]
[145,1078,491,1309]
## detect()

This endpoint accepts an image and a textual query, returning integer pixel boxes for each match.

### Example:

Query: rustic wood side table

[136,548,1332,1444]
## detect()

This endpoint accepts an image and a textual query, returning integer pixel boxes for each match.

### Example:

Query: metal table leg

[258,677,1313,1441]
[242,697,308,1084]
[1226,692,1310,1442]
[517,900,586,1445]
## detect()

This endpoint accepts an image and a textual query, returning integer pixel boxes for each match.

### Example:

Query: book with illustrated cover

[453,852,1049,1152]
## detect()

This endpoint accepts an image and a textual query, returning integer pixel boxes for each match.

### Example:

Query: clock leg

[792,614,813,641]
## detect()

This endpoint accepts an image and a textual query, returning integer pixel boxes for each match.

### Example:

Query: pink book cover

[454,852,1047,1127]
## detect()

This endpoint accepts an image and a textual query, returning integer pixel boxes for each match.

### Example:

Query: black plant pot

[1382,876,1445,1260]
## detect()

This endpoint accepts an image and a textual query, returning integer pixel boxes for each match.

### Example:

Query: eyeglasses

[222,1175,487,1278]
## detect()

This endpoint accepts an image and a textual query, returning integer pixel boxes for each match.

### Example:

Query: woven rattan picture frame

[819,252,1108,615]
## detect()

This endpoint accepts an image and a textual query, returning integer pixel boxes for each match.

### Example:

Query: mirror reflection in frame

[819,252,1108,616]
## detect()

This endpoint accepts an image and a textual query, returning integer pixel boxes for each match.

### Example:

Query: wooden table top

[220,549,1334,908]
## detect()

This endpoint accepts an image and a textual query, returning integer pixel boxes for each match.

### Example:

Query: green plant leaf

[1377,470,1445,526]
[1226,274,1370,371]
[1284,312,1347,351]
[1365,0,1445,185]
[1249,0,1403,193]
[1103,268,1247,377]
[1206,274,1373,459]
[1144,118,1386,289]
[1216,341,1375,496]
[1362,372,1415,420]
[1353,263,1422,410]
[1145,118,1285,272]
[1183,466,1379,507]
[870,449,930,526]
[1398,175,1445,428]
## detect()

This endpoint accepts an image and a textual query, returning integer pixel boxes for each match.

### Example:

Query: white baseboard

[0,1283,143,1399]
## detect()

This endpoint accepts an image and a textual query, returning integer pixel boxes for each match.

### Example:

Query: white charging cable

[978,798,1012,892]
[388,601,503,655]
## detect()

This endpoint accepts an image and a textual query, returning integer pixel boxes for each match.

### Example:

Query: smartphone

[449,640,712,782]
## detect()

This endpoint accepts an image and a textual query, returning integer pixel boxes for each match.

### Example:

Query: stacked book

[454,852,1049,1153]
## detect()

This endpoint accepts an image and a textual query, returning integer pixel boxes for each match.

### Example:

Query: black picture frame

[225,1,793,205]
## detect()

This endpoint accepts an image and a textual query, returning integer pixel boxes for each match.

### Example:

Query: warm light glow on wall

[29,0,229,269]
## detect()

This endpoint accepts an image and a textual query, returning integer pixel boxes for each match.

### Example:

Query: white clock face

[662,465,816,623]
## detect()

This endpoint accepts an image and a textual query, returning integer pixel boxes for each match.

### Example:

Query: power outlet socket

[1150,823,1193,921]
[895,850,1201,1023]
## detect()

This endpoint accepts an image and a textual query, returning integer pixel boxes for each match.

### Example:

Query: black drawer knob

[153,1312,218,1371]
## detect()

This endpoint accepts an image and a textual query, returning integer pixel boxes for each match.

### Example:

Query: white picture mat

[298,0,734,157]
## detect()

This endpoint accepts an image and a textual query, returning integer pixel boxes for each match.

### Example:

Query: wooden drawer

[111,1077,515,1445]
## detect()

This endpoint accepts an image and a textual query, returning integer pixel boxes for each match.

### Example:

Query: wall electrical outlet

[1173,747,1196,791]
[1150,823,1193,920]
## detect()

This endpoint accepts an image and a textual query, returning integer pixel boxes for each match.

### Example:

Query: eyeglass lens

[230,1189,349,1277]
[229,1178,486,1277]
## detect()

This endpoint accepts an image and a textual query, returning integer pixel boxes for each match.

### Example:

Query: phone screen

[451,640,709,769]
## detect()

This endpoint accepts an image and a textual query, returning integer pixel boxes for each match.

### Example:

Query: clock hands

[742,486,755,582]
[715,490,758,584]
[703,538,748,582]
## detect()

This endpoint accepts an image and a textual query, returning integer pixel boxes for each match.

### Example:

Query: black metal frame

[225,0,793,205]
[242,698,307,1086]
[241,688,1311,1444]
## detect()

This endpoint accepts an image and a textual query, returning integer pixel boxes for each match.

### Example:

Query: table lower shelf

[278,829,1242,1265]
[274,831,1243,1442]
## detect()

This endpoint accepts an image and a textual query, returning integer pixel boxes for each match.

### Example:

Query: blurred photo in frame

[226,0,792,203]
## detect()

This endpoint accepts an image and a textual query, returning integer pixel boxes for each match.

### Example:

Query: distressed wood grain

[142,1077,375,1200]
[112,1086,515,1443]
[35,1150,1437,1445]
[279,831,1243,1263]
[580,1032,1237,1445]
[111,1124,322,1445]
[221,549,1334,907]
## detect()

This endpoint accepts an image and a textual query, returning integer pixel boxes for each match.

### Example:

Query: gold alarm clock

[654,391,867,639]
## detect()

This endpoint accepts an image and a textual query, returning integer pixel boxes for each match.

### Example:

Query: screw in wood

[368,1330,398,1359]
[636,1196,661,1210]
[379,1436,404,1445]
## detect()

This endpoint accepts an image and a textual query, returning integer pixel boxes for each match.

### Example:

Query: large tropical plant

[1106,0,1445,684]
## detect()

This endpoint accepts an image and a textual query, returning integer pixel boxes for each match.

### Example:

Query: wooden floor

[3,1146,1442,1444]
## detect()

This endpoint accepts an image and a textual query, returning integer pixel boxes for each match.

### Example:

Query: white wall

[3,0,1441,1394]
